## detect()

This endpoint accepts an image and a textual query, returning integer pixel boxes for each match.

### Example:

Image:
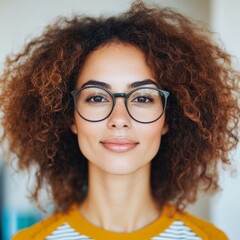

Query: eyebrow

[80,79,159,89]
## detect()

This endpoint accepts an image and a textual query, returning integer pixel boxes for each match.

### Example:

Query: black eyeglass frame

[71,86,170,124]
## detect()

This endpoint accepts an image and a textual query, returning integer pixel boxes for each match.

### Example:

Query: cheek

[140,121,165,152]
[72,111,98,138]
[76,123,97,143]
[145,121,165,140]
[74,120,103,153]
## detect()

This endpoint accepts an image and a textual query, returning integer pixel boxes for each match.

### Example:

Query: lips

[100,137,139,153]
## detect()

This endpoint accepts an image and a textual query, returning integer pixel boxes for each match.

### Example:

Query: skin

[71,42,168,233]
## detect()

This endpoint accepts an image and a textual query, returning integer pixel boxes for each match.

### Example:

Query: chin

[99,162,147,176]
[87,153,151,175]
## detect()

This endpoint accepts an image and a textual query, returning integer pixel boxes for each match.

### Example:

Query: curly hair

[0,1,239,211]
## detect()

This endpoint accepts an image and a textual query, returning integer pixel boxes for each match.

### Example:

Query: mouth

[100,137,139,153]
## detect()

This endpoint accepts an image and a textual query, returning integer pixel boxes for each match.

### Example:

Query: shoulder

[181,211,228,239]
[164,204,228,240]
[12,211,66,240]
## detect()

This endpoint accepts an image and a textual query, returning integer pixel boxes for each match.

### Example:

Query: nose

[107,98,132,129]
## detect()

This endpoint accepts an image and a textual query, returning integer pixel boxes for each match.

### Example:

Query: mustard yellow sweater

[12,204,228,240]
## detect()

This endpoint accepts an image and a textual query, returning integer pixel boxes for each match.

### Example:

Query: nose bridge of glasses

[112,92,127,99]
[112,92,128,105]
[110,92,129,115]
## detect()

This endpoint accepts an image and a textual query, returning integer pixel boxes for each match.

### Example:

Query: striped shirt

[46,221,201,240]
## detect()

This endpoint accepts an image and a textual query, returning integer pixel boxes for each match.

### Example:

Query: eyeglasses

[71,86,170,124]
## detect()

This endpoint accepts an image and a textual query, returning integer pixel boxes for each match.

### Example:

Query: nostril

[111,123,128,128]
[110,121,129,129]
[108,112,131,129]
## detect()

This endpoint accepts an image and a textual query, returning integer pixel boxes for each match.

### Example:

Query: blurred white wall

[211,0,240,58]
[0,0,239,239]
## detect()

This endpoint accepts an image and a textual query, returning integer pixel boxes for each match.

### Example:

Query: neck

[79,162,161,233]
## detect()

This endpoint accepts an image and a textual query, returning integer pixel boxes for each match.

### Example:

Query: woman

[0,1,239,239]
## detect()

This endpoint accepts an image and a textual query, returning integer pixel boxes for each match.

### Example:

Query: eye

[132,95,153,103]
[86,95,108,103]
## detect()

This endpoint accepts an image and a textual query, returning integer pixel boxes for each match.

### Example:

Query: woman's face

[71,43,168,175]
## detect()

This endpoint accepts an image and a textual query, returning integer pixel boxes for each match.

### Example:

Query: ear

[161,123,169,135]
[70,119,78,135]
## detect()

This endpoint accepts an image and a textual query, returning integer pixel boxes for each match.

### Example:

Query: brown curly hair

[0,1,239,211]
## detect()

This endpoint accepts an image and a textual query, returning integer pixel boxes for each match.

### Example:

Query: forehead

[76,42,156,89]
